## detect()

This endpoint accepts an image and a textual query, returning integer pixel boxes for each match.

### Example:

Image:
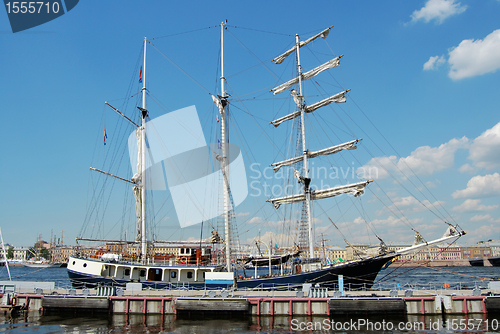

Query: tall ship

[67,24,464,289]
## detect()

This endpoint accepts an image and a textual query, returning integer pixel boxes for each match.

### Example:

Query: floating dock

[6,288,500,316]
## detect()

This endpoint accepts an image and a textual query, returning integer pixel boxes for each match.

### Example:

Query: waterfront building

[461,245,491,259]
[345,244,463,262]
[487,242,500,257]
[50,246,73,263]
[13,246,28,261]
[0,244,13,259]
[313,246,346,262]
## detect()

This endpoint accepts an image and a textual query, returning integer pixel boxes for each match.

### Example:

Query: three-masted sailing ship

[67,24,464,290]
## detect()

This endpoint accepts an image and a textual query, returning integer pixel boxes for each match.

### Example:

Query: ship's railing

[63,279,494,294]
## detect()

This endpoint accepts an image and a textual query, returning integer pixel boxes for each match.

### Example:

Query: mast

[269,27,372,263]
[140,37,148,263]
[220,21,231,272]
[0,228,11,281]
[295,34,314,259]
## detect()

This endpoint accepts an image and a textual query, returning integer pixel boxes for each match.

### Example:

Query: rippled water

[374,265,500,290]
[2,313,500,333]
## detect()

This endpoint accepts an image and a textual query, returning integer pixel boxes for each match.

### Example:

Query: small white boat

[22,260,52,268]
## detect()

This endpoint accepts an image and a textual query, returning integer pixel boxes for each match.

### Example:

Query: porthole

[83,263,87,268]
[72,261,75,265]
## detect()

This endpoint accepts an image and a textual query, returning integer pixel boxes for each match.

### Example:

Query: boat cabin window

[124,268,130,276]
[140,270,146,277]
[187,271,193,279]
[171,271,177,279]
[83,263,87,268]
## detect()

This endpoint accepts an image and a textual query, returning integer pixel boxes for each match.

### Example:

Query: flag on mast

[139,67,143,83]
[104,127,108,145]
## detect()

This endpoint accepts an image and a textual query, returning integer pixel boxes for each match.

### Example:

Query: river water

[0,265,499,333]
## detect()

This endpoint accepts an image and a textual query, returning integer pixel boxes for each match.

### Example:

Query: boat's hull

[469,258,484,267]
[23,263,51,268]
[489,256,500,266]
[67,254,395,290]
[23,262,67,268]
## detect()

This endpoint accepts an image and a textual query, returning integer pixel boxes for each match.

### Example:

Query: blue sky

[1,0,500,249]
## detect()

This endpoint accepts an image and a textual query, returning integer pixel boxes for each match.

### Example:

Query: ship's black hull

[469,258,484,267]
[489,256,500,266]
[67,254,395,290]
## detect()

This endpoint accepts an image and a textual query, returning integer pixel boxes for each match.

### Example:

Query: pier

[5,284,500,316]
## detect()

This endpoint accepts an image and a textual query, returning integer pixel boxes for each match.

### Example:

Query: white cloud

[359,137,468,179]
[425,181,438,188]
[379,196,444,215]
[411,0,466,24]
[458,163,474,173]
[370,215,422,228]
[335,216,437,245]
[452,173,500,198]
[452,199,499,212]
[448,29,500,80]
[470,214,500,223]
[468,122,500,169]
[247,216,264,224]
[470,214,492,222]
[423,55,446,70]
[466,223,500,241]
[245,231,296,248]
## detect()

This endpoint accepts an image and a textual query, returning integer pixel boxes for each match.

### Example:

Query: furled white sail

[308,139,359,159]
[268,180,372,208]
[305,90,348,113]
[271,155,303,172]
[270,111,301,128]
[268,192,305,209]
[312,180,371,201]
[271,139,361,172]
[291,89,304,108]
[273,26,332,64]
[271,57,341,95]
[132,126,143,242]
[211,94,223,111]
[133,185,142,242]
[131,128,142,184]
[271,89,348,127]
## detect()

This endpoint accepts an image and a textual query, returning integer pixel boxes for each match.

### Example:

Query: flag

[104,127,108,145]
[274,243,278,249]
[216,114,219,123]
[139,67,143,83]
[217,139,221,149]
